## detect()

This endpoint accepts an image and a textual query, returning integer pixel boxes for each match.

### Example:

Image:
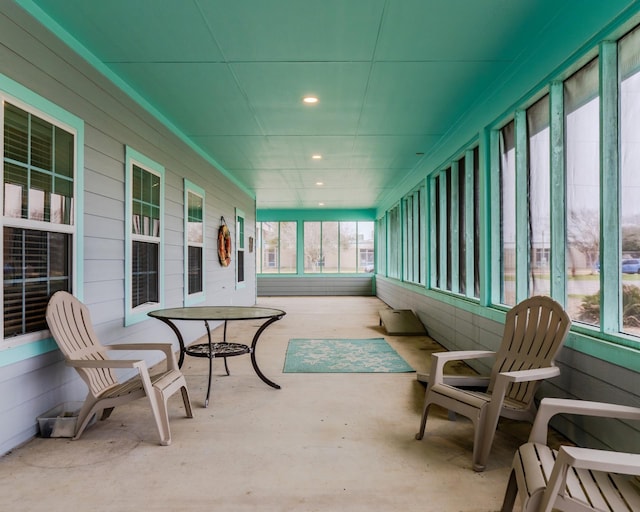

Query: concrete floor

[0,296,542,512]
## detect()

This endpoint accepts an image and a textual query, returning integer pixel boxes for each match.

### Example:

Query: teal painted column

[600,41,621,334]
[549,81,566,304]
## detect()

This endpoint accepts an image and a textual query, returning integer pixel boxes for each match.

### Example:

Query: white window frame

[124,146,164,325]
[184,179,205,305]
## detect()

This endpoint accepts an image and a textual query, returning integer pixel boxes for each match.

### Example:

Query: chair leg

[181,385,193,418]
[415,392,433,440]
[152,388,172,446]
[500,470,518,512]
[473,402,502,471]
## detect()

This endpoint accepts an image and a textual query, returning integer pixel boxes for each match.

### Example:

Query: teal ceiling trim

[15,0,254,201]
[257,209,376,222]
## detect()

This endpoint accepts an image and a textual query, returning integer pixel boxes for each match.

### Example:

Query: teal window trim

[124,146,164,325]
[184,179,205,306]
[0,73,84,363]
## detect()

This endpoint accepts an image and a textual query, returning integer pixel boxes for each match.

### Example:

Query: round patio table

[148,306,286,407]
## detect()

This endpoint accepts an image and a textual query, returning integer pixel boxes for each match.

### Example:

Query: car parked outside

[622,258,640,274]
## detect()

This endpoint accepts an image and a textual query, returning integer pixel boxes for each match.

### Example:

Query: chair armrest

[67,359,146,370]
[529,397,640,444]
[538,445,640,512]
[498,366,561,383]
[428,350,495,386]
[559,445,640,475]
[107,342,178,370]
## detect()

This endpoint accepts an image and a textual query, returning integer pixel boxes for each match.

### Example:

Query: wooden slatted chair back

[46,291,119,397]
[488,295,571,405]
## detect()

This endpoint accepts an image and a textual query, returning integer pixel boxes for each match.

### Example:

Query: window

[2,98,79,343]
[256,221,297,274]
[236,208,245,287]
[619,26,640,336]
[303,221,374,274]
[499,120,516,306]
[402,187,423,284]
[565,59,600,326]
[527,95,551,296]
[184,180,204,304]
[387,205,401,279]
[125,147,163,324]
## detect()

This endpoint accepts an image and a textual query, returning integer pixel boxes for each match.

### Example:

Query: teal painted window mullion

[549,82,566,304]
[488,129,501,306]
[600,41,620,334]
[515,109,529,302]
[450,161,460,294]
[465,149,475,297]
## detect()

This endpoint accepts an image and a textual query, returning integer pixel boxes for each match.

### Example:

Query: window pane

[188,246,203,294]
[132,241,159,307]
[339,222,357,273]
[528,95,551,297]
[4,104,29,164]
[458,157,466,294]
[620,27,640,336]
[304,222,322,272]
[187,191,203,244]
[321,221,339,272]
[388,206,401,279]
[473,147,480,298]
[3,227,71,337]
[30,115,53,170]
[434,176,441,287]
[358,221,375,273]
[565,59,600,326]
[280,222,297,273]
[445,168,452,291]
[500,120,516,306]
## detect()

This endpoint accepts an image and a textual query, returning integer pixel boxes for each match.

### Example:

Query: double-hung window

[125,147,163,324]
[184,180,204,304]
[2,93,81,346]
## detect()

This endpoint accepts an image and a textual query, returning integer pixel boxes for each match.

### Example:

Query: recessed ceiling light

[316,181,324,186]
[312,154,322,160]
[318,202,325,206]
[303,96,319,104]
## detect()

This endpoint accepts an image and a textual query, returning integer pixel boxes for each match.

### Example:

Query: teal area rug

[283,338,414,373]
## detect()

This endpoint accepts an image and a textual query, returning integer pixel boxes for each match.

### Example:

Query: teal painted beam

[257,209,376,222]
